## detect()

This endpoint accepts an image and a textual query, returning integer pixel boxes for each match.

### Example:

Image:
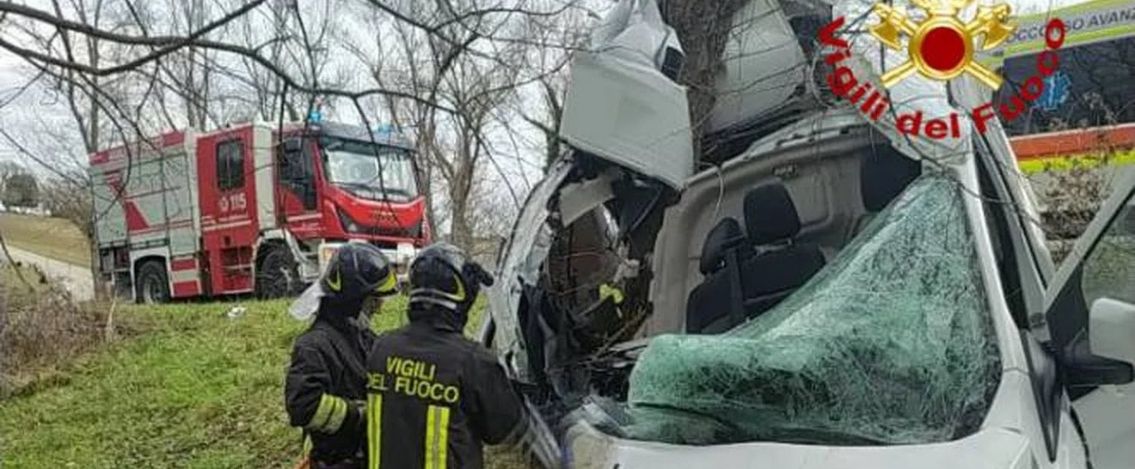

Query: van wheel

[256,245,299,299]
[136,261,170,304]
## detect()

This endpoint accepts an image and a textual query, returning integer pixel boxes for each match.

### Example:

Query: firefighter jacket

[365,312,527,469]
[286,313,376,466]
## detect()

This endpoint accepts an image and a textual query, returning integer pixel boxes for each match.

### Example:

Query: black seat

[697,217,750,275]
[686,182,825,333]
[854,148,922,234]
[736,183,826,317]
[686,218,751,333]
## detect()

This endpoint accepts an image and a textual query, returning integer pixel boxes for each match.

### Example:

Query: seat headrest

[743,182,801,244]
[861,147,922,212]
[699,217,746,274]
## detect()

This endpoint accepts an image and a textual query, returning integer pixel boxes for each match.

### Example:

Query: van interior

[677,141,923,334]
[516,133,968,430]
[533,134,999,447]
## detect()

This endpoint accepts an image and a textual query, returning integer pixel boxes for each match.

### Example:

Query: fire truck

[88,121,431,303]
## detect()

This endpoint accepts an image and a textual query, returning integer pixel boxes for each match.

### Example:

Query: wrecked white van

[483,1,1135,468]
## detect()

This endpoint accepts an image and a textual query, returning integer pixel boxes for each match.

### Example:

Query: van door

[198,127,258,294]
[1040,167,1135,469]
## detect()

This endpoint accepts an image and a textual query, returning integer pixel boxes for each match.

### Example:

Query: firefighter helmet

[290,243,398,320]
[408,243,493,319]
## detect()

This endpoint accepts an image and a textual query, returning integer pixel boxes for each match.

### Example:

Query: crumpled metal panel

[487,157,575,381]
[707,0,807,133]
[623,174,1001,445]
[558,0,694,189]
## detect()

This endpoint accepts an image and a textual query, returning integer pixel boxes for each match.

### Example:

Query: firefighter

[365,243,539,469]
[285,243,398,469]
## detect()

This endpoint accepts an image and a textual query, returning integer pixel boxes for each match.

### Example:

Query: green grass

[0,212,91,266]
[0,296,526,468]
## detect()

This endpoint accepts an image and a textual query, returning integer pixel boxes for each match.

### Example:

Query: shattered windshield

[621,174,1001,445]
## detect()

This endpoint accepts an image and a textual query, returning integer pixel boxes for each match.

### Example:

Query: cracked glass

[622,174,1002,445]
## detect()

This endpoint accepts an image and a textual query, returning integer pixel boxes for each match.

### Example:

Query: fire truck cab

[89,121,430,303]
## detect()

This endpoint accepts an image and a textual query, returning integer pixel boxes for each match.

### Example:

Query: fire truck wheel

[136,261,170,304]
[255,245,299,299]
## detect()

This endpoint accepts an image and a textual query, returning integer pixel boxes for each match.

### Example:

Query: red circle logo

[920,27,967,72]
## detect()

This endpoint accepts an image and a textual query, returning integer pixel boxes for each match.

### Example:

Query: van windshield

[622,174,1002,445]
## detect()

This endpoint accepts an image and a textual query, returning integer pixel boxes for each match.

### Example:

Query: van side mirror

[1090,298,1135,368]
[1063,298,1135,388]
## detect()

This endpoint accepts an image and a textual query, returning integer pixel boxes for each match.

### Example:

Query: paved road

[3,246,94,302]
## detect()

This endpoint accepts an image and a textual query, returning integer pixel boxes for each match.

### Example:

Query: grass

[0,296,527,468]
[0,212,91,266]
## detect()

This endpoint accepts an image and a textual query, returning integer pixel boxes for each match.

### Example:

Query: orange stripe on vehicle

[1011,123,1135,160]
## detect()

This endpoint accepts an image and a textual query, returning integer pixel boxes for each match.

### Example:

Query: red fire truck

[89,121,431,303]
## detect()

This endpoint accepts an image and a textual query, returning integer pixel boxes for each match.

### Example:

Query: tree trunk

[416,119,439,241]
[448,170,473,252]
[662,0,748,163]
[86,29,105,301]
[88,232,105,300]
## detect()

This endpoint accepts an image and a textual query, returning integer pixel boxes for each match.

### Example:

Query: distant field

[0,212,90,266]
[0,296,528,468]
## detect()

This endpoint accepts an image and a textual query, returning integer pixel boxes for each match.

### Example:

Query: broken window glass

[622,174,1001,445]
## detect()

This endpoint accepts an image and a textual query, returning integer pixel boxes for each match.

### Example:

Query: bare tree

[512,7,591,172]
[367,0,596,250]
[2,0,161,297]
[0,161,24,200]
[0,166,38,209]
[0,0,592,268]
[40,172,94,239]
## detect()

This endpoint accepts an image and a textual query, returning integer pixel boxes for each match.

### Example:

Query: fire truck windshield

[321,138,418,202]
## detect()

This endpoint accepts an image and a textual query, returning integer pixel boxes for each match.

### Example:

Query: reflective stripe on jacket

[286,317,375,466]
